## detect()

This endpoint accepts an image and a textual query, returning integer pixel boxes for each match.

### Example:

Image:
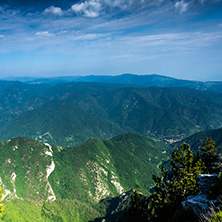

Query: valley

[1,0,221,219]
[0,78,222,147]
[0,75,222,221]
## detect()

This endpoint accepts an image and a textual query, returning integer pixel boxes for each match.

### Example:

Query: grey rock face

[197,174,219,194]
[182,194,219,220]
[182,174,220,221]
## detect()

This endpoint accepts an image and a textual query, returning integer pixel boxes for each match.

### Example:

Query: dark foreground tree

[199,137,221,173]
[125,190,148,222]
[124,143,205,222]
[150,143,205,221]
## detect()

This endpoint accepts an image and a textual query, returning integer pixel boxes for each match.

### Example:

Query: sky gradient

[0,0,222,81]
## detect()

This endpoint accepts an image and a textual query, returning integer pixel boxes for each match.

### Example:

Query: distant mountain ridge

[2,74,222,93]
[0,82,222,146]
[0,81,222,146]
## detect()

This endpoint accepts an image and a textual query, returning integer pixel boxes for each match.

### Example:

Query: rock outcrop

[182,174,220,221]
[197,174,219,194]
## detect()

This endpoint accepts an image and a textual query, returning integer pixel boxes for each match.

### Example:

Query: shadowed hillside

[0,82,222,146]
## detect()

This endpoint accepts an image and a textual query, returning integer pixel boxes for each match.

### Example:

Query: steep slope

[0,99,126,147]
[50,133,169,202]
[0,137,56,201]
[93,86,222,139]
[1,84,222,146]
[171,128,222,153]
[0,134,169,204]
[0,81,115,130]
[0,82,130,147]
[0,81,18,92]
[0,133,170,221]
[0,81,49,128]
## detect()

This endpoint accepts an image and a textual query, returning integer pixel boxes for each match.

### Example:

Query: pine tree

[125,190,147,222]
[150,143,205,221]
[199,137,220,173]
[171,143,205,198]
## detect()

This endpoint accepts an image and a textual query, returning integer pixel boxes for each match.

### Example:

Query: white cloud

[175,1,189,14]
[40,0,211,19]
[68,0,168,18]
[0,35,4,38]
[71,0,103,17]
[43,6,63,16]
[70,33,109,40]
[104,0,166,9]
[71,3,85,13]
[104,0,132,9]
[35,31,55,38]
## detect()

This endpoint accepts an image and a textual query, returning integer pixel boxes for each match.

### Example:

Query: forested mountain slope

[0,133,169,202]
[0,82,222,146]
[171,127,222,152]
[0,133,169,221]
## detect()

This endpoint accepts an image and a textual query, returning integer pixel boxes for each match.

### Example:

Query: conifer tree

[125,190,147,222]
[199,137,220,173]
[171,143,205,198]
[150,143,205,221]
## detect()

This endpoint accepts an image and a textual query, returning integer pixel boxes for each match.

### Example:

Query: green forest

[0,77,222,221]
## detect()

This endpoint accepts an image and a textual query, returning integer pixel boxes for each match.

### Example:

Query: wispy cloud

[70,33,110,40]
[43,6,63,16]
[35,31,55,38]
[71,0,103,17]
[175,1,189,14]
[0,1,221,54]
[0,0,222,79]
[39,0,222,19]
[40,0,168,18]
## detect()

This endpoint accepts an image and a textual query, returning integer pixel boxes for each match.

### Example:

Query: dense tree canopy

[199,137,221,173]
[150,143,205,221]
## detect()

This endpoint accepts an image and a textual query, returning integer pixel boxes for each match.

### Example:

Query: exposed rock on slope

[182,174,220,221]
[0,133,170,203]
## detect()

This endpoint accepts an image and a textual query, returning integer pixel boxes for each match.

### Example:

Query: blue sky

[0,0,222,81]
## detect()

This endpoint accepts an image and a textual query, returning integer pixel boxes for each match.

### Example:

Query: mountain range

[0,74,222,221]
[0,80,222,146]
[1,128,221,221]
[3,74,222,93]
